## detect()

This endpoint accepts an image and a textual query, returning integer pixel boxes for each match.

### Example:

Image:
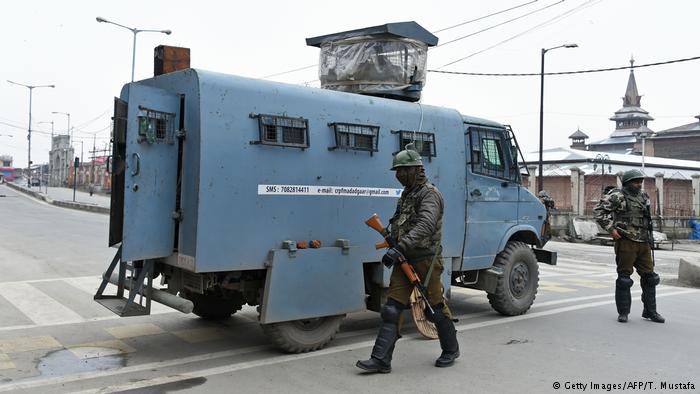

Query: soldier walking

[356,147,459,373]
[594,169,665,324]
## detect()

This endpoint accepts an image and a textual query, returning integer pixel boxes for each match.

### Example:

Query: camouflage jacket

[389,174,443,260]
[594,187,651,242]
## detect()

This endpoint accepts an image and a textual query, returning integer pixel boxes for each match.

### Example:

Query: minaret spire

[623,55,641,107]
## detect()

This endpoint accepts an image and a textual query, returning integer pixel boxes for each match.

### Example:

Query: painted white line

[70,288,699,394]
[1,275,103,286]
[0,282,84,325]
[2,288,696,393]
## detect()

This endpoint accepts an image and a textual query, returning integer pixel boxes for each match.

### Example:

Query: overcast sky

[1,0,698,168]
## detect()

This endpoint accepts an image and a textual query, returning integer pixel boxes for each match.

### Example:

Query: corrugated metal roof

[523,147,700,179]
[306,21,439,47]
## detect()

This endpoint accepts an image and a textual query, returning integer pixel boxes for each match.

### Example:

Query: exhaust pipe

[108,273,194,314]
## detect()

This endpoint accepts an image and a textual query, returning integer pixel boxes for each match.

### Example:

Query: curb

[4,182,110,215]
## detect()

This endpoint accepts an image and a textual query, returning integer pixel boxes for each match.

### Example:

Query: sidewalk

[5,181,110,214]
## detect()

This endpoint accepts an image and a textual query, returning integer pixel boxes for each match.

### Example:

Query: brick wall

[650,136,700,161]
[662,179,693,216]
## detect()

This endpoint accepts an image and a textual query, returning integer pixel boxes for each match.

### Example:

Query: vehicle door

[462,125,521,269]
[120,84,180,261]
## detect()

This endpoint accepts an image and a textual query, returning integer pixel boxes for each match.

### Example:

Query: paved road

[1,186,698,393]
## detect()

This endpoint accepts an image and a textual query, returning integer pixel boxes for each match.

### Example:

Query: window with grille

[469,127,509,179]
[328,122,379,154]
[250,113,309,149]
[395,131,436,159]
[137,106,175,144]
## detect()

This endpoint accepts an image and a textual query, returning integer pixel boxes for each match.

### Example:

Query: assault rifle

[645,203,656,262]
[365,213,435,316]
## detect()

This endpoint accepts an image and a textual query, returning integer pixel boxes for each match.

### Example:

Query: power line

[72,108,111,129]
[436,0,564,48]
[428,55,700,76]
[259,64,317,79]
[432,0,539,33]
[435,0,601,69]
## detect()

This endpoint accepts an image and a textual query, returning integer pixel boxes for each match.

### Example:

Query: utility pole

[8,81,55,187]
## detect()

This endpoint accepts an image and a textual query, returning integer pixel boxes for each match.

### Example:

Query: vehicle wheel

[261,314,345,353]
[487,241,538,316]
[182,290,244,320]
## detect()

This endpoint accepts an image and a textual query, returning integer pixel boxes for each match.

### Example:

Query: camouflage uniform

[357,149,459,373]
[387,176,446,307]
[538,191,555,241]
[594,172,664,323]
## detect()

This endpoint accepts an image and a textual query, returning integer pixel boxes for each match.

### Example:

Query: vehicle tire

[487,241,539,316]
[261,314,345,353]
[182,290,244,320]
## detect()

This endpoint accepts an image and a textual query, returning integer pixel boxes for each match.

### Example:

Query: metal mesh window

[250,114,309,149]
[397,131,436,159]
[328,122,379,154]
[137,106,175,144]
[469,128,509,179]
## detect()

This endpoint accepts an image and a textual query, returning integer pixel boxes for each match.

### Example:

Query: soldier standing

[356,147,459,373]
[594,169,665,324]
[538,190,555,241]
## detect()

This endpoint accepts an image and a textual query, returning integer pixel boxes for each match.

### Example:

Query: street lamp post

[633,130,653,172]
[593,153,611,192]
[537,43,578,193]
[96,16,172,82]
[7,80,55,187]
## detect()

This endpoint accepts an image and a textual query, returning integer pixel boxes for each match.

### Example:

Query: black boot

[615,275,633,323]
[356,300,403,373]
[641,273,665,323]
[431,305,459,368]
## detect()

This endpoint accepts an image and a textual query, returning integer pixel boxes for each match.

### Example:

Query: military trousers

[614,238,654,276]
[387,255,450,315]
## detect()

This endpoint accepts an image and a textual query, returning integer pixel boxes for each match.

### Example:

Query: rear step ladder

[94,245,155,316]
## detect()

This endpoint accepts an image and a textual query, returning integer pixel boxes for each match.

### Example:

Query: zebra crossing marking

[538,281,578,293]
[0,354,14,370]
[67,339,136,360]
[106,323,166,339]
[0,282,84,325]
[0,335,61,354]
[562,278,609,289]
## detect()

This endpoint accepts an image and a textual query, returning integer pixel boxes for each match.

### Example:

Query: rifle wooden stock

[375,240,389,250]
[365,214,389,237]
[400,261,420,284]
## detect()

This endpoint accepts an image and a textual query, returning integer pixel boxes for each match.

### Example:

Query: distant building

[568,128,589,150]
[0,155,12,167]
[49,135,74,187]
[646,115,700,161]
[586,58,654,154]
[524,147,700,217]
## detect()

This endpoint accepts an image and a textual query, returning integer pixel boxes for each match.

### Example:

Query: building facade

[48,135,74,187]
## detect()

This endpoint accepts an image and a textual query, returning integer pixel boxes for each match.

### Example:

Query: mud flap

[260,246,365,324]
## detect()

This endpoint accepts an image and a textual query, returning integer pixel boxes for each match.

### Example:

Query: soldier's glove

[382,247,405,269]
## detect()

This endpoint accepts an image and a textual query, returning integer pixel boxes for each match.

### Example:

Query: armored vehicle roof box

[306,22,438,102]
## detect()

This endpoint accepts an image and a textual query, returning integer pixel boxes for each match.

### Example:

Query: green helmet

[391,147,423,170]
[622,169,644,184]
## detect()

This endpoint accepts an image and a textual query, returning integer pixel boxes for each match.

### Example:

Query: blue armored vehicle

[96,22,556,353]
